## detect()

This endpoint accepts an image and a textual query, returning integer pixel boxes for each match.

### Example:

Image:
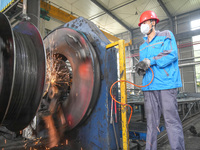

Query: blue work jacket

[139,30,182,91]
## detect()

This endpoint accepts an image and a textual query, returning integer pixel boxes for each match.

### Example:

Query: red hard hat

[138,10,159,26]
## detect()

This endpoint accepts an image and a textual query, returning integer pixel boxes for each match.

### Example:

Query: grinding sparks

[66,139,68,145]
[43,115,59,148]
[46,54,71,87]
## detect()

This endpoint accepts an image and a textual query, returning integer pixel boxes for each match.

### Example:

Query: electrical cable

[110,67,154,124]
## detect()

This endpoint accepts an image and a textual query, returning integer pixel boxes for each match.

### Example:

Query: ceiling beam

[157,0,174,33]
[91,0,132,32]
[16,0,119,42]
[90,0,136,20]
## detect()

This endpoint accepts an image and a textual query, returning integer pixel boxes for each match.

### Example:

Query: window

[191,19,200,91]
[191,19,200,31]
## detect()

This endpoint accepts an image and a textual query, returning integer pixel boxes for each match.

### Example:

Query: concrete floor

[129,111,200,150]
[1,112,200,150]
[158,120,200,150]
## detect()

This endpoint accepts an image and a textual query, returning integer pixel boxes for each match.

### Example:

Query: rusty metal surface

[43,27,100,131]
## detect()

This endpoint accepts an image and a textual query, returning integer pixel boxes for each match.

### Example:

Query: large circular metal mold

[44,27,100,131]
[0,13,46,132]
[0,13,15,125]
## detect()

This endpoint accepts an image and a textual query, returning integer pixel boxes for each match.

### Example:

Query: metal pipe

[179,56,200,61]
[175,16,178,34]
[179,61,200,67]
[112,120,120,150]
[22,0,27,16]
[181,102,195,122]
[118,40,129,150]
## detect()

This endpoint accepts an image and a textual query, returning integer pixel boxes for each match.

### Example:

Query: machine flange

[44,27,100,131]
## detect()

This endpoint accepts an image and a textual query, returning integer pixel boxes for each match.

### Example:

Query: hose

[110,67,154,124]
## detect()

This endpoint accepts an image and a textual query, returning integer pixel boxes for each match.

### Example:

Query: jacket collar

[143,30,160,44]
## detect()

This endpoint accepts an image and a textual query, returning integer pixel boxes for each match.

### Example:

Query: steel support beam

[175,28,200,40]
[157,0,174,33]
[91,0,132,32]
[27,0,40,27]
[90,0,136,21]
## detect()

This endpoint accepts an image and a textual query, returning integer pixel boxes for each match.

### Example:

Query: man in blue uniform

[136,10,185,150]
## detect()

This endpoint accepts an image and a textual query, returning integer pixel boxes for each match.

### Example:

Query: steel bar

[182,102,195,122]
[179,61,200,67]
[119,40,129,150]
[157,0,174,32]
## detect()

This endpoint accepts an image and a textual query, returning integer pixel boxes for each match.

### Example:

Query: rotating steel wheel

[0,13,46,132]
[44,27,100,131]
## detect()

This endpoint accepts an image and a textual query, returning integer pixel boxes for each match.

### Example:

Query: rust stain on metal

[120,70,124,78]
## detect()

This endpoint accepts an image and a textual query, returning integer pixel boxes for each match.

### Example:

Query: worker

[136,10,185,150]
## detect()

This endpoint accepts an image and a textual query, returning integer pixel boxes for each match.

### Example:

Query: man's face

[141,20,155,34]
[142,20,151,25]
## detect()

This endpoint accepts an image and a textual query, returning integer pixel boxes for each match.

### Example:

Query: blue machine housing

[62,17,120,150]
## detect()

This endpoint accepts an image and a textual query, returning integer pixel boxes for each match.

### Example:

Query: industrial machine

[0,12,46,132]
[0,12,120,150]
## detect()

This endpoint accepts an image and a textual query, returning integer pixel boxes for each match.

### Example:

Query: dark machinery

[0,12,119,150]
[40,17,120,149]
[43,27,101,131]
[0,12,45,132]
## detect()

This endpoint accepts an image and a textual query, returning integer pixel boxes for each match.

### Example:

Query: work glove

[135,58,150,76]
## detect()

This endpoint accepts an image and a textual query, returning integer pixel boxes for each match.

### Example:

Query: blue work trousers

[144,89,185,150]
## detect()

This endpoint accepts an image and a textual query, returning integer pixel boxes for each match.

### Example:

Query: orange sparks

[43,115,59,148]
[58,107,66,125]
[46,54,70,87]
[66,139,68,145]
[35,141,39,145]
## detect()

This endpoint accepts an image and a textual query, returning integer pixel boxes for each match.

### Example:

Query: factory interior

[1,0,200,149]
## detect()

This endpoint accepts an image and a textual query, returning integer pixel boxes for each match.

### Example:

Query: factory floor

[129,112,200,150]
[157,120,200,150]
[1,113,200,149]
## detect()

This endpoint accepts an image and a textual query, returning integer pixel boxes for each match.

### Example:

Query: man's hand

[135,58,151,76]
